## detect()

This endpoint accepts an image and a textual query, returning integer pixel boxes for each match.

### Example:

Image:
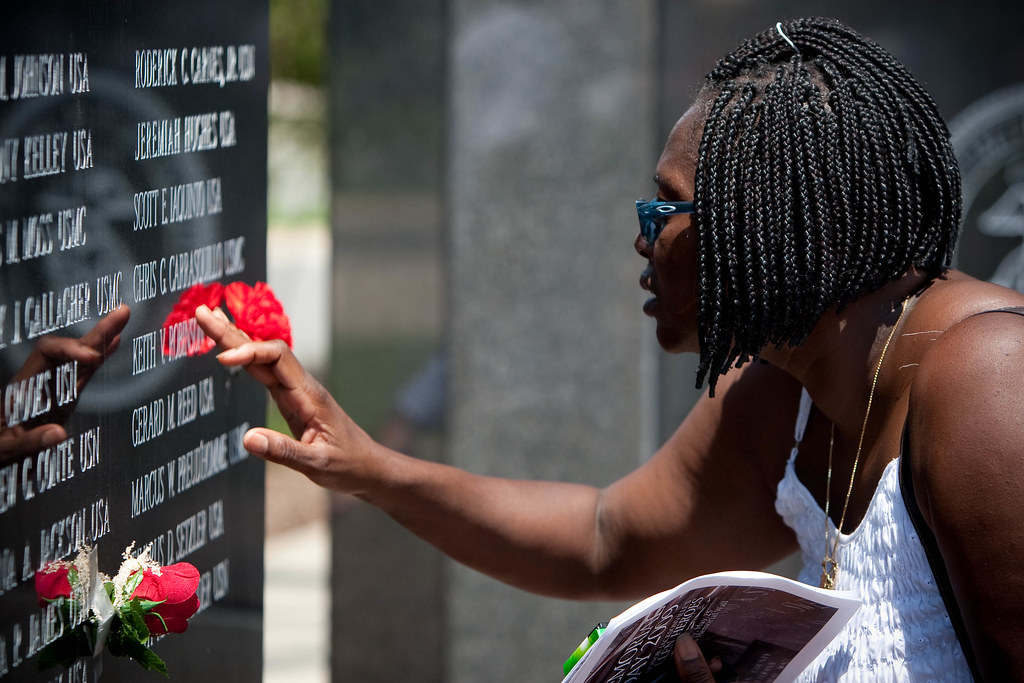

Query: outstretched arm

[196,305,796,600]
[197,304,618,597]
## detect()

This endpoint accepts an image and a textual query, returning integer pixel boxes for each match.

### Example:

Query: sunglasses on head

[635,198,694,245]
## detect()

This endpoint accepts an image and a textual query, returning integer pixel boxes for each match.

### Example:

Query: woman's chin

[654,323,698,355]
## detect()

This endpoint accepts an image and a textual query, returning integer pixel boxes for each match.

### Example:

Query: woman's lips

[639,265,654,292]
[639,265,657,315]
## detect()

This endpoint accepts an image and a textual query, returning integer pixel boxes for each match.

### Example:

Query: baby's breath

[110,543,160,606]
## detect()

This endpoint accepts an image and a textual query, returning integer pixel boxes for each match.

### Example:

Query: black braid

[691,17,962,395]
[694,82,736,376]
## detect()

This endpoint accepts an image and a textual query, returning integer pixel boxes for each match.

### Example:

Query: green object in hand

[563,622,608,675]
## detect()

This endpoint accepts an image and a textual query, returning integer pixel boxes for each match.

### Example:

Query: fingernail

[246,432,269,455]
[42,429,63,447]
[676,634,699,660]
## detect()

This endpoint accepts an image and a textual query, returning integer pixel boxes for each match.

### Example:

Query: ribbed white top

[774,390,972,681]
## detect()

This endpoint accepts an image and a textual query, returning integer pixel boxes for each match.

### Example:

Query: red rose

[35,563,73,606]
[162,283,224,357]
[130,562,201,635]
[224,281,293,347]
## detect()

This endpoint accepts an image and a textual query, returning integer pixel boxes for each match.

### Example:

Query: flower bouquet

[35,545,200,676]
[163,281,292,358]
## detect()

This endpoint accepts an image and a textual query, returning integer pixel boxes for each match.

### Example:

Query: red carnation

[224,281,293,347]
[130,562,201,635]
[162,283,224,357]
[35,563,73,607]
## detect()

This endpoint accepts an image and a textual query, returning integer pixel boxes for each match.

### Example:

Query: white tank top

[774,389,972,681]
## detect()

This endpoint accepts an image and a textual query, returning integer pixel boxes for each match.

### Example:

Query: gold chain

[820,298,910,590]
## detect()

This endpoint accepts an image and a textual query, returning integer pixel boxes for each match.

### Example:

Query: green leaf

[135,598,167,611]
[106,616,128,657]
[113,636,168,676]
[131,646,169,676]
[124,570,144,597]
[120,603,151,642]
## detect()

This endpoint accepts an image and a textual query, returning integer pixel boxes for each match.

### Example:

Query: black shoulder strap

[899,426,981,680]
[967,305,1024,319]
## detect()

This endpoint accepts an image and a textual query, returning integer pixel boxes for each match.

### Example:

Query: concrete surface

[265,519,330,683]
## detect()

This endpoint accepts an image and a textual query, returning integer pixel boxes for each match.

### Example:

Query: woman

[198,18,1024,680]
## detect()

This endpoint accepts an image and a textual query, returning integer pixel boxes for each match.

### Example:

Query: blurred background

[263,1,332,681]
[261,1,1024,681]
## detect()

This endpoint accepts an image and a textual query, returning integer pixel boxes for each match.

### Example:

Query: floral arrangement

[163,280,293,357]
[35,545,200,676]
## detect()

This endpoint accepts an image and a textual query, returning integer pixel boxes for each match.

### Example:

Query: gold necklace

[819,298,910,590]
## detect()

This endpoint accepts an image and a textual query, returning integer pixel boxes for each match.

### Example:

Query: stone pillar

[327,1,447,682]
[445,3,659,681]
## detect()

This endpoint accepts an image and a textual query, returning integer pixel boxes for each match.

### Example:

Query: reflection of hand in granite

[0,305,130,460]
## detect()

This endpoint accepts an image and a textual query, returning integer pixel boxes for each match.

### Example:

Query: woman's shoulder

[903,270,1024,383]
[912,270,1024,378]
[906,269,1024,517]
[918,268,1024,313]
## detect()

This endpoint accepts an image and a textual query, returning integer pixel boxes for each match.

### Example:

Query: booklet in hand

[562,570,860,683]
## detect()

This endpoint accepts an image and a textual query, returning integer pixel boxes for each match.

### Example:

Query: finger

[196,304,284,383]
[34,335,103,364]
[0,424,67,463]
[673,634,716,683]
[75,331,124,392]
[198,305,325,435]
[34,305,131,371]
[212,339,319,428]
[195,304,252,350]
[243,427,327,480]
[217,339,307,390]
[79,304,131,352]
[103,332,123,358]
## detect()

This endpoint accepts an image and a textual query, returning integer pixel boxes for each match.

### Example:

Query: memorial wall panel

[0,2,268,680]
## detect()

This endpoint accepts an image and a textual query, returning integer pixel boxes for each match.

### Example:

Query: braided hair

[691,17,962,394]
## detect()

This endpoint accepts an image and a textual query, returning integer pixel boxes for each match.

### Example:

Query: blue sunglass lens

[636,200,694,245]
[641,218,663,245]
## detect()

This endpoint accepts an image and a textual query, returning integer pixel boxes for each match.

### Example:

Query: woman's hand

[672,634,721,682]
[195,304,381,493]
